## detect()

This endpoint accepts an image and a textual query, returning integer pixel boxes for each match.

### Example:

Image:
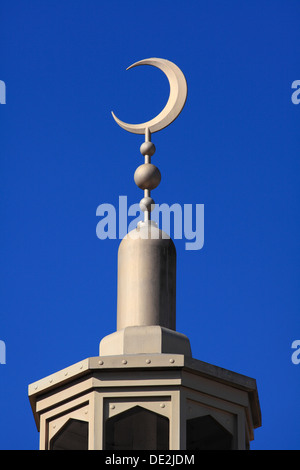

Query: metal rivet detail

[160,403,165,408]
[110,404,115,410]
[169,358,175,363]
[146,359,151,364]
[122,359,127,365]
[98,360,104,365]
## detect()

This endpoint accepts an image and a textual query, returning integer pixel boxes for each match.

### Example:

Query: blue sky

[0,0,299,450]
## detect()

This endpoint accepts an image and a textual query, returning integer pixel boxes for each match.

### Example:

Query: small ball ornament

[140,141,156,157]
[139,196,155,212]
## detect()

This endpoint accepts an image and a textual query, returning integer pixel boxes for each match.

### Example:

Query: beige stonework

[99,326,191,356]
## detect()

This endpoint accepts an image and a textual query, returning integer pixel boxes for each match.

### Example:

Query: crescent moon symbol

[111,58,187,135]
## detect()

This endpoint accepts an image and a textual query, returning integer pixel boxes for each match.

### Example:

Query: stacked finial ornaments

[135,129,160,222]
[111,57,187,223]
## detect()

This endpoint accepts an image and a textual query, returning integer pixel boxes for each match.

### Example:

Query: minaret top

[99,58,191,357]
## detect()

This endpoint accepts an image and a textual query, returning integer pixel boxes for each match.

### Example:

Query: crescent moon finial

[111,57,187,135]
[111,58,187,225]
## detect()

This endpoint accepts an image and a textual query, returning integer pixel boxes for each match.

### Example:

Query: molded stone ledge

[99,325,192,357]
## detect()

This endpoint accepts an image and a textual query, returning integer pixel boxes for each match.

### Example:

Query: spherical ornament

[139,196,155,212]
[140,141,156,157]
[134,163,161,190]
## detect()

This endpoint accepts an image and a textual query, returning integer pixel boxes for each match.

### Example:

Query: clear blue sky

[1,0,299,450]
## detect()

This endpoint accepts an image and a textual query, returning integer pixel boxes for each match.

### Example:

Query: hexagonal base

[28,353,262,450]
